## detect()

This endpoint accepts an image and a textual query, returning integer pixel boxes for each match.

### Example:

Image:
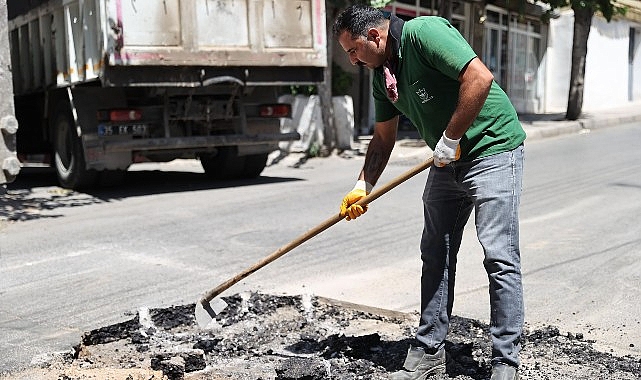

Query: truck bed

[8,0,327,95]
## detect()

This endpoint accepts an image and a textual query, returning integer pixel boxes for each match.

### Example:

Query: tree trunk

[318,78,334,156]
[566,5,594,120]
[438,0,452,20]
[318,3,336,157]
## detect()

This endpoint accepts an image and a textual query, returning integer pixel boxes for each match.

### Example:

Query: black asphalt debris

[18,293,641,379]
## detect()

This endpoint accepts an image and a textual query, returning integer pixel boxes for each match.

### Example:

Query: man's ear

[367,28,380,42]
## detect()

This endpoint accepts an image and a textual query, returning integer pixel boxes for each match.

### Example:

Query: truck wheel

[242,153,269,178]
[200,147,245,180]
[53,105,97,189]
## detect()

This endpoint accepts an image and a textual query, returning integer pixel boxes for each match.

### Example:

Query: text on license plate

[98,124,148,136]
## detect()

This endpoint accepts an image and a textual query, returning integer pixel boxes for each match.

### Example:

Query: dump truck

[8,0,326,189]
[0,0,20,186]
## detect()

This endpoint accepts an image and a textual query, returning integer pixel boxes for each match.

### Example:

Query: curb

[579,113,641,130]
[523,121,582,141]
[280,109,641,165]
[523,112,641,141]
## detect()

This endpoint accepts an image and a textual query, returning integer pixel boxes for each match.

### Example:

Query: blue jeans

[416,144,524,368]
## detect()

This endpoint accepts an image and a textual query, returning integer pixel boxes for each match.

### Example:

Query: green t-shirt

[374,16,526,160]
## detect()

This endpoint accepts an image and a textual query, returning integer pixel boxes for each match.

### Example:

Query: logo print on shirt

[416,88,434,103]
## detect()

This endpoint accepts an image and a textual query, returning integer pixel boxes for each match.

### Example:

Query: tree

[540,0,625,120]
[318,0,392,156]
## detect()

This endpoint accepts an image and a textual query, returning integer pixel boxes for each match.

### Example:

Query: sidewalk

[273,102,641,166]
[519,102,641,140]
[385,102,641,160]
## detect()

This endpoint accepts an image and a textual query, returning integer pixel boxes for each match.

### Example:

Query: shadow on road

[89,169,302,198]
[1,166,302,223]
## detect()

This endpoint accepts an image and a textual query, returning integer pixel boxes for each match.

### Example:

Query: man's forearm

[445,58,493,140]
[359,117,398,186]
[446,86,487,139]
[360,143,390,186]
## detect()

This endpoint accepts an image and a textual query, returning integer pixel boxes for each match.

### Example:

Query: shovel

[195,156,434,328]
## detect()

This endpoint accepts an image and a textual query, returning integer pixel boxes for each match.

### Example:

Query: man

[333,5,526,380]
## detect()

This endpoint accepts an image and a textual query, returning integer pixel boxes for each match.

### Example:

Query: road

[1,122,640,374]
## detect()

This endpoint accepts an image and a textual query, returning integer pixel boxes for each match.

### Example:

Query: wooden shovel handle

[200,157,434,303]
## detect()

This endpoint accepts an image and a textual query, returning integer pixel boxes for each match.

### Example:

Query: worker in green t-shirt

[333,5,525,380]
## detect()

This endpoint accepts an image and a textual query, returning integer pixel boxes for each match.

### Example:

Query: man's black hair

[332,4,387,39]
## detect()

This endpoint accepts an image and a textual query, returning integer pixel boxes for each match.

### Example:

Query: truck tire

[200,147,245,180]
[242,153,269,178]
[53,105,97,189]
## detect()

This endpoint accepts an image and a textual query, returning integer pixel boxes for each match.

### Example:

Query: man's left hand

[340,180,372,221]
[433,132,461,167]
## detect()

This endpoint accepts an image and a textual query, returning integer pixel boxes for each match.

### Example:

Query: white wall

[545,10,635,113]
[278,95,355,153]
[544,12,574,113]
[583,16,629,110]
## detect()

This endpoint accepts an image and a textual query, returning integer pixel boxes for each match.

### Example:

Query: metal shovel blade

[194,297,228,328]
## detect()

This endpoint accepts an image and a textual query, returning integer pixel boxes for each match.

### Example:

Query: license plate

[98,124,148,136]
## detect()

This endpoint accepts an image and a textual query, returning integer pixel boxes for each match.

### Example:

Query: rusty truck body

[8,0,326,188]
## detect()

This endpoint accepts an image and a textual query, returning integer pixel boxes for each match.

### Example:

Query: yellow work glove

[433,132,461,167]
[340,180,372,221]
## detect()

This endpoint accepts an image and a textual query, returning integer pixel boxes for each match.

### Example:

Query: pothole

[7,292,641,380]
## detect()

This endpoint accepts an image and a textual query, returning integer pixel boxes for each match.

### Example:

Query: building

[544,0,641,113]
[333,0,641,133]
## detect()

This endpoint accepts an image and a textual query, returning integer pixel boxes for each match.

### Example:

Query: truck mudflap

[0,115,20,184]
[94,132,301,153]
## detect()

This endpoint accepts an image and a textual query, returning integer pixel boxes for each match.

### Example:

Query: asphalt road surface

[1,122,640,374]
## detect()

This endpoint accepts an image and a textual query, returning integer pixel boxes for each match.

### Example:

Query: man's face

[337,29,386,69]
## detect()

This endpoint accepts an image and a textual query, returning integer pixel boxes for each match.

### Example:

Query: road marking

[0,248,95,272]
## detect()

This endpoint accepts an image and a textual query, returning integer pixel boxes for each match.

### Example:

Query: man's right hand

[340,180,372,221]
[433,132,461,167]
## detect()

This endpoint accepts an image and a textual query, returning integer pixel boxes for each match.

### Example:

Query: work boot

[390,346,446,379]
[490,363,519,380]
